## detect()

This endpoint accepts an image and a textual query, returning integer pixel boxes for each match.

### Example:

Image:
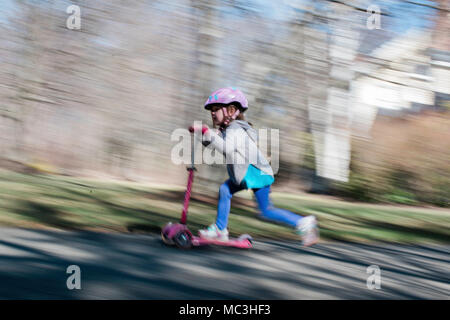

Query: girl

[189,87,319,246]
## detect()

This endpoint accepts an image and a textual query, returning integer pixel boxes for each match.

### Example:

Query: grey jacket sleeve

[201,125,274,184]
[202,128,237,160]
[202,127,264,165]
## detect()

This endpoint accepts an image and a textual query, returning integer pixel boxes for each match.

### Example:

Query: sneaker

[296,215,319,247]
[199,224,229,241]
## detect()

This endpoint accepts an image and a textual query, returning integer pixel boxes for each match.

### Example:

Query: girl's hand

[188,124,209,134]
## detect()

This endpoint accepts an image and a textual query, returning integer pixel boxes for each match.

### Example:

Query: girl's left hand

[188,124,209,134]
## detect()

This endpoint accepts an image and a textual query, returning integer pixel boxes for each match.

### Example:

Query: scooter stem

[180,167,194,225]
[180,132,196,224]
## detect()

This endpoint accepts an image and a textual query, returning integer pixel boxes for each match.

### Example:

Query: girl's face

[210,105,225,126]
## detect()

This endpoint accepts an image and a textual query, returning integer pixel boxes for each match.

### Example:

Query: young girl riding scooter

[189,87,319,246]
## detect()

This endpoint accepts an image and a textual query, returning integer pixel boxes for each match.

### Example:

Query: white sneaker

[296,216,319,247]
[199,224,229,241]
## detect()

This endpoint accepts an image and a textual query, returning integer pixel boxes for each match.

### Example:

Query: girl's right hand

[188,124,209,134]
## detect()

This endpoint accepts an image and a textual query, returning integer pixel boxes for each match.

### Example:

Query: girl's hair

[228,104,252,127]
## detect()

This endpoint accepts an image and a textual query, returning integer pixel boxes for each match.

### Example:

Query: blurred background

[0,0,449,242]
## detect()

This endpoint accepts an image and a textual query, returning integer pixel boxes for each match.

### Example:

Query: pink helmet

[204,87,248,112]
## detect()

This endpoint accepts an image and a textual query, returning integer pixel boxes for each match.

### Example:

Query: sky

[246,0,437,33]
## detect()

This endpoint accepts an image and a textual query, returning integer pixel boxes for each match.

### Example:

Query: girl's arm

[203,127,256,165]
[202,128,225,151]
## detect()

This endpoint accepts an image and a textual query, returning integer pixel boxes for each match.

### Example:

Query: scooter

[161,130,253,249]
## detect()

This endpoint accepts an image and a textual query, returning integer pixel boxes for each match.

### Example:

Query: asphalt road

[0,228,448,299]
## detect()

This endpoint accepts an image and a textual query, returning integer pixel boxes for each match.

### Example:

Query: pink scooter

[161,131,253,249]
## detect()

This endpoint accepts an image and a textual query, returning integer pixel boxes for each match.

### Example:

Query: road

[0,228,448,299]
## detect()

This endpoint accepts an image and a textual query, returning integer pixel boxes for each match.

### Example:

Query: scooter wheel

[238,234,253,244]
[161,230,174,245]
[174,231,192,249]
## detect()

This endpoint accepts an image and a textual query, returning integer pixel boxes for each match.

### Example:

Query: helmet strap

[221,106,240,128]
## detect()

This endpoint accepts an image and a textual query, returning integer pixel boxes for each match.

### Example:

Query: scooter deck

[192,236,252,248]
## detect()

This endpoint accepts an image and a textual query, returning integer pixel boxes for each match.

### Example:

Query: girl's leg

[216,179,245,230]
[253,185,303,227]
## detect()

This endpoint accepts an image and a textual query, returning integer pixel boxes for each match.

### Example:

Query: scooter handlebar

[188,125,209,134]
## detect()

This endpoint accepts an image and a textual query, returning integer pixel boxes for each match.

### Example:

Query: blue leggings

[215,179,303,230]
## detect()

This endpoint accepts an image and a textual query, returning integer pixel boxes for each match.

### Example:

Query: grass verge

[0,169,449,244]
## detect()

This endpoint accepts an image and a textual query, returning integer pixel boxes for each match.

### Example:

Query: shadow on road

[0,228,448,299]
